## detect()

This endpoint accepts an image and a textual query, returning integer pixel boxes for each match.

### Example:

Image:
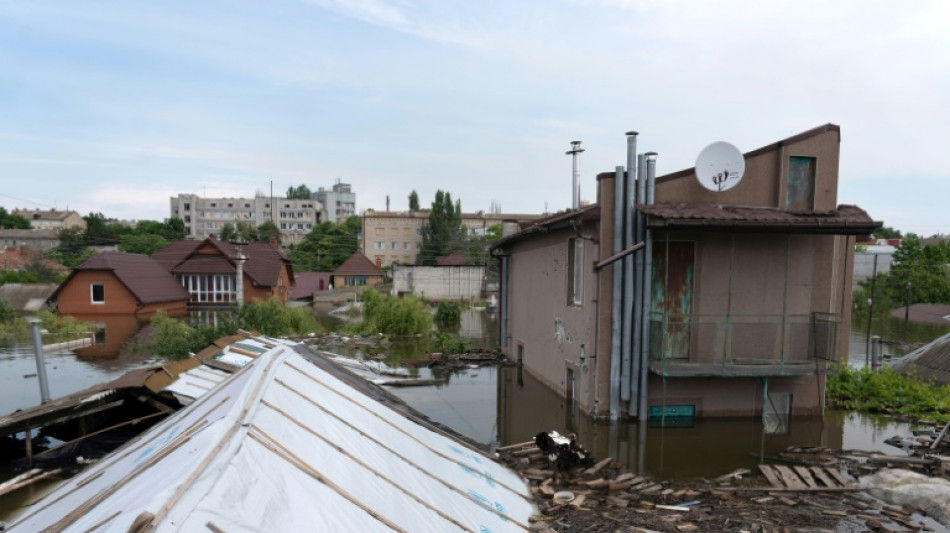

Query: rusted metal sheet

[651,241,694,360]
[786,156,816,212]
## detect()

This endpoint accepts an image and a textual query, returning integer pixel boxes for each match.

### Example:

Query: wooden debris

[583,457,613,476]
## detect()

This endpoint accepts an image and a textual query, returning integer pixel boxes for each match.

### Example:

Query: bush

[239,298,319,337]
[434,332,467,355]
[150,310,197,359]
[826,364,950,423]
[434,301,462,326]
[358,289,432,335]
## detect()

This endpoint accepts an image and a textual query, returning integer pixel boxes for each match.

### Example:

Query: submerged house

[152,237,294,305]
[493,124,880,421]
[50,252,190,317]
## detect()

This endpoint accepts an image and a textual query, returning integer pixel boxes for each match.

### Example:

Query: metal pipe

[638,152,657,422]
[634,153,646,411]
[566,141,585,210]
[871,336,882,371]
[609,165,625,419]
[621,133,637,407]
[29,318,51,404]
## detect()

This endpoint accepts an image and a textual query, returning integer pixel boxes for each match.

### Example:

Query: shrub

[358,289,432,335]
[150,310,197,359]
[435,332,467,355]
[826,364,950,423]
[239,298,320,337]
[435,301,462,326]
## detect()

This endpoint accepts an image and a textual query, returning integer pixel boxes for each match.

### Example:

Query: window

[184,203,191,210]
[391,242,397,250]
[227,203,233,208]
[211,202,216,207]
[374,241,384,250]
[568,238,584,306]
[787,156,816,211]
[91,283,105,304]
[404,242,410,250]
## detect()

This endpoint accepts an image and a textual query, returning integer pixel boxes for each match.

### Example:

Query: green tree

[220,221,259,243]
[257,220,280,244]
[285,184,313,199]
[885,237,950,305]
[409,190,420,211]
[419,190,464,265]
[874,225,903,240]
[164,217,186,240]
[0,208,29,229]
[289,215,361,272]
[50,227,97,268]
[118,233,169,255]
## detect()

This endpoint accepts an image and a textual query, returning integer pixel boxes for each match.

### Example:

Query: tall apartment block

[170,194,321,247]
[313,181,356,223]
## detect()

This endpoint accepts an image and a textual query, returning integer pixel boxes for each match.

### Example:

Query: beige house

[12,209,86,231]
[361,211,538,268]
[493,124,880,421]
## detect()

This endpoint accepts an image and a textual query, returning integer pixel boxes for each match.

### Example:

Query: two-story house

[492,124,880,421]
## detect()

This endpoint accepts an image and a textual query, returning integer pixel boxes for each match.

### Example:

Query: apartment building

[169,194,322,248]
[12,208,86,231]
[313,181,357,223]
[361,210,538,268]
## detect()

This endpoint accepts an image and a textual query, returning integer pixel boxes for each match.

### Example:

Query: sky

[0,1,947,236]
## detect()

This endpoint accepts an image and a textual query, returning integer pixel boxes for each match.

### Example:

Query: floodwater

[0,307,940,521]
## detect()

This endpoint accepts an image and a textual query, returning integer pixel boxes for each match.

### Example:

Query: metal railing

[648,312,839,367]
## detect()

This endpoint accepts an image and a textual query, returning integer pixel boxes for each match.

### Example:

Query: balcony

[647,312,839,377]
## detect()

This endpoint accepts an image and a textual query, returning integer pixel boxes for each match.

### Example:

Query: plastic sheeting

[9,340,535,532]
[861,468,950,526]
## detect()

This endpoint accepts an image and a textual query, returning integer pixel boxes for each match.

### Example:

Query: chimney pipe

[566,141,585,209]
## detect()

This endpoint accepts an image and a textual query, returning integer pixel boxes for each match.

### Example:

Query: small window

[210,202,216,207]
[568,238,584,306]
[91,283,105,304]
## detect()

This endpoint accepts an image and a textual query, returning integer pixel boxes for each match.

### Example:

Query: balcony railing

[648,312,839,375]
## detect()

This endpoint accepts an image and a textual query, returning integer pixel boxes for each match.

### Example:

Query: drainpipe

[609,166,624,420]
[621,132,637,412]
[638,152,657,422]
[630,153,646,416]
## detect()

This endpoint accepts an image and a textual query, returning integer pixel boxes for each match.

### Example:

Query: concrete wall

[392,265,485,301]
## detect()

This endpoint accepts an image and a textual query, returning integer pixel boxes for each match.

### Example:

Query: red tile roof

[638,204,880,234]
[55,252,190,305]
[333,252,382,276]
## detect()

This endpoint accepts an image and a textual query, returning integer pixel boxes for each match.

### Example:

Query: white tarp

[861,468,950,526]
[9,340,535,532]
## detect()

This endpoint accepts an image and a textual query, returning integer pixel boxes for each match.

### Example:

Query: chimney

[566,141,585,210]
[269,235,278,250]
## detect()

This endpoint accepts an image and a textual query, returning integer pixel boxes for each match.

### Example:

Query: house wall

[392,265,485,301]
[331,274,384,288]
[56,271,140,315]
[502,227,600,415]
[656,128,840,211]
[244,264,293,303]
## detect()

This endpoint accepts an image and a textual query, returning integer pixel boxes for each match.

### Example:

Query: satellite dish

[695,141,745,192]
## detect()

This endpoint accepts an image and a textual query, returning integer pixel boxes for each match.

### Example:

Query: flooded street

[0,306,944,522]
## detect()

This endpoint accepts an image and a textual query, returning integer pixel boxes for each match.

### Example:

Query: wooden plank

[809,466,838,488]
[824,467,853,488]
[758,465,784,488]
[793,466,819,489]
[773,465,807,489]
[931,423,950,450]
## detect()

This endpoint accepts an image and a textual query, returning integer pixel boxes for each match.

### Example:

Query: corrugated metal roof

[60,252,191,305]
[639,204,880,234]
[333,251,382,276]
[890,332,950,386]
[9,339,536,532]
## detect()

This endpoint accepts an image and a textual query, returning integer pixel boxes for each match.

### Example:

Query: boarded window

[786,156,816,211]
[91,283,105,304]
[568,238,584,306]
